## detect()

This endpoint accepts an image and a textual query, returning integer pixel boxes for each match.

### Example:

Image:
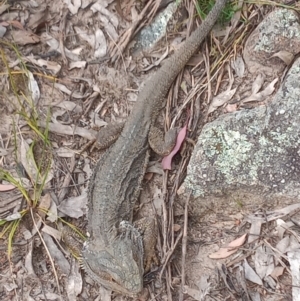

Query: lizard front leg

[93,122,125,150]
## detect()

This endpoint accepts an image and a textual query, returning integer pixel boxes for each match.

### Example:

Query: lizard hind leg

[148,125,177,156]
[134,217,159,272]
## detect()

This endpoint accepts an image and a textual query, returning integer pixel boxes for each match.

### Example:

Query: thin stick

[30,209,63,301]
[179,191,191,301]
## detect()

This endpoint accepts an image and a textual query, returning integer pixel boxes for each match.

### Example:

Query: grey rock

[244,8,300,75]
[184,57,300,203]
[132,2,177,54]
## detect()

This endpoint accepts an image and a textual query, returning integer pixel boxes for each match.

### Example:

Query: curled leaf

[271,50,294,66]
[208,88,237,114]
[252,73,265,95]
[209,234,247,259]
[242,78,278,103]
[162,125,187,170]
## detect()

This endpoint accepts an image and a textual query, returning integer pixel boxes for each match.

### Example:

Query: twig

[59,10,69,66]
[30,209,63,301]
[160,230,183,278]
[179,191,191,301]
[111,0,154,61]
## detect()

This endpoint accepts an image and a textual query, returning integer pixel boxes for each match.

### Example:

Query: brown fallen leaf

[271,50,294,66]
[38,193,51,219]
[11,29,40,45]
[209,247,238,259]
[58,192,87,218]
[0,4,10,15]
[173,224,181,232]
[270,266,285,280]
[209,233,247,259]
[42,224,61,240]
[207,87,237,114]
[252,73,265,95]
[230,55,245,78]
[2,20,24,30]
[225,233,247,248]
[244,259,263,285]
[0,184,16,191]
[24,56,61,75]
[225,103,238,113]
[242,78,278,103]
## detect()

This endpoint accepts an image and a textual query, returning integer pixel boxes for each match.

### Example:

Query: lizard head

[81,223,144,295]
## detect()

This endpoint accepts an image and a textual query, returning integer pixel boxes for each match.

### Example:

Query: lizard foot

[93,121,125,150]
[148,125,178,156]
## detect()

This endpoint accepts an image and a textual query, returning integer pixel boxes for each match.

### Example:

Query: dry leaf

[27,71,40,105]
[38,193,51,219]
[207,88,237,114]
[209,247,237,259]
[0,3,11,15]
[43,233,70,275]
[52,100,82,113]
[3,212,22,221]
[0,25,6,37]
[67,258,83,300]
[42,224,61,240]
[209,233,247,259]
[227,233,247,247]
[173,224,181,232]
[39,120,97,141]
[276,219,294,239]
[254,246,274,279]
[242,78,278,103]
[270,266,285,280]
[153,186,163,216]
[244,259,263,285]
[95,28,107,58]
[47,199,58,222]
[275,236,290,254]
[58,192,87,218]
[180,81,188,95]
[65,0,81,14]
[252,73,265,95]
[286,235,300,253]
[20,139,39,182]
[25,57,61,74]
[41,33,80,61]
[183,286,202,301]
[231,55,245,78]
[91,2,118,40]
[146,161,163,175]
[287,250,300,301]
[247,203,300,223]
[69,61,87,70]
[271,50,294,66]
[11,30,40,45]
[0,184,16,191]
[225,103,238,113]
[5,20,24,30]
[54,83,85,99]
[56,147,76,158]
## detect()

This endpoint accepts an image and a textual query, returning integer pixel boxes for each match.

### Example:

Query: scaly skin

[82,0,227,295]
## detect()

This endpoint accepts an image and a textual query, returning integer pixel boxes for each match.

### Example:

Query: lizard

[80,0,227,296]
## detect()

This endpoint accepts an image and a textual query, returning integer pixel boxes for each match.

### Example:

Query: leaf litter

[0,0,298,300]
